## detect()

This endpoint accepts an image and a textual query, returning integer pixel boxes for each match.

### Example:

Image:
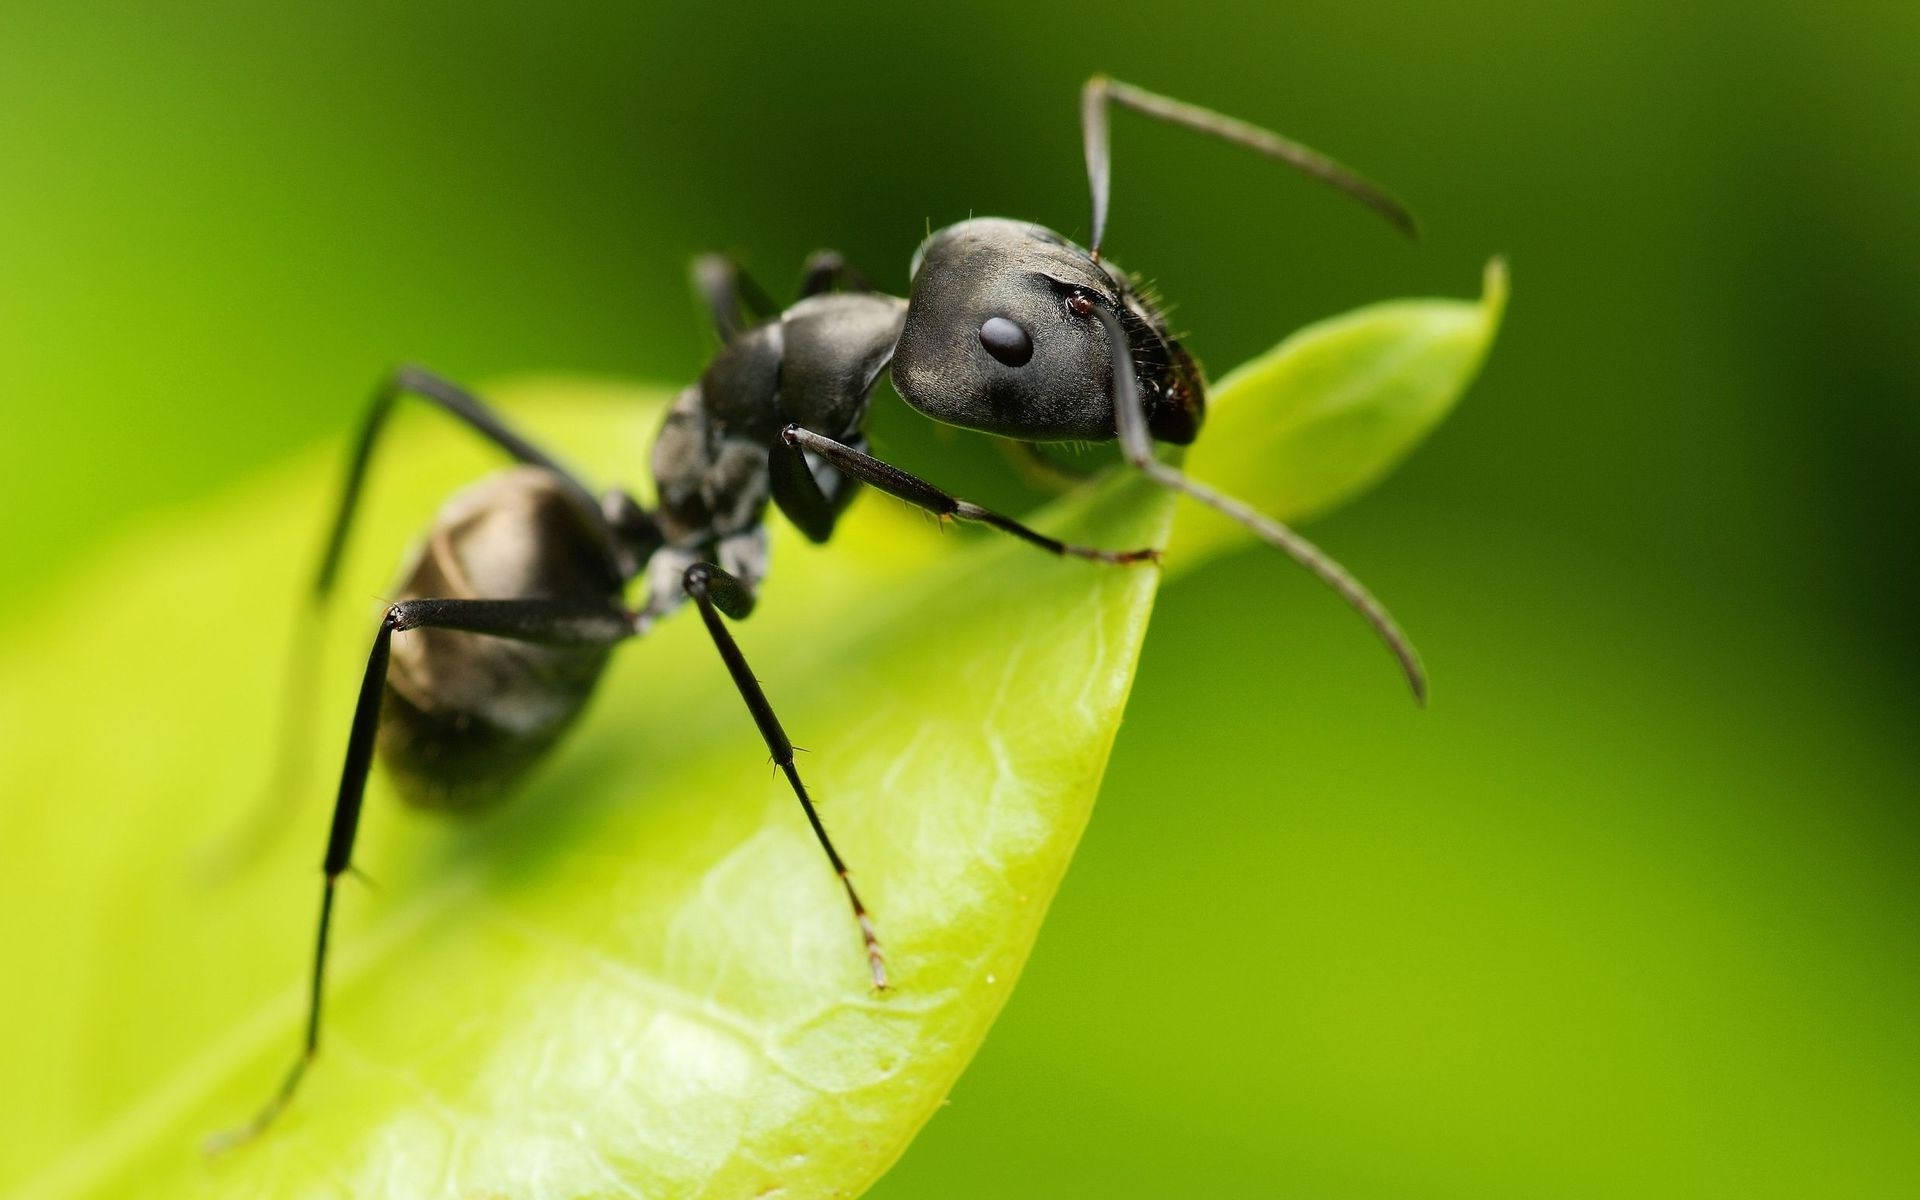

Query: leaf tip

[1480,255,1511,328]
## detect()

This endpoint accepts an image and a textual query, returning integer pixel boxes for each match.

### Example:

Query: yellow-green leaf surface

[1168,257,1508,569]
[0,264,1503,1199]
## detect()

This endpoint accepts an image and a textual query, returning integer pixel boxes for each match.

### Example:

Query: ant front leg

[779,426,1160,565]
[316,367,604,599]
[680,562,888,991]
[206,596,633,1152]
[767,424,868,544]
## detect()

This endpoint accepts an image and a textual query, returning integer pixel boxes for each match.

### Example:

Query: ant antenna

[1093,303,1428,704]
[1082,76,1418,260]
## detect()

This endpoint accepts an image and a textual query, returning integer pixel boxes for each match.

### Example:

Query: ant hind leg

[205,596,632,1152]
[198,368,604,880]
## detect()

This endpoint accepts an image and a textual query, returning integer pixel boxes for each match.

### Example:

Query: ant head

[890,218,1203,445]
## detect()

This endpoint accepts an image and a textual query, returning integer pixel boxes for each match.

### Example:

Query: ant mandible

[210,75,1422,1148]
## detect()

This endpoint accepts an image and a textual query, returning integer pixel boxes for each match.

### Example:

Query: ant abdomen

[377,467,625,810]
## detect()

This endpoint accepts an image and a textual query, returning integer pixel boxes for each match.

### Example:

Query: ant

[210,75,1423,1149]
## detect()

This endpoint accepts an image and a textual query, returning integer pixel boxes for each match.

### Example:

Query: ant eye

[1066,291,1095,318]
[978,316,1034,367]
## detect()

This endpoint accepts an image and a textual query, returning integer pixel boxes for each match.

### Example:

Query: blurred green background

[3,1,1915,1196]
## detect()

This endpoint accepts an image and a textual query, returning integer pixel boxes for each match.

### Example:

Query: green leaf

[1168,257,1509,570]
[0,263,1503,1199]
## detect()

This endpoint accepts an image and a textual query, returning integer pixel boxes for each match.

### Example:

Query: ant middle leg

[680,562,888,991]
[779,425,1161,565]
[207,596,634,1152]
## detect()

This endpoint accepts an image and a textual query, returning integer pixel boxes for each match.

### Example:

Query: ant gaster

[210,76,1423,1149]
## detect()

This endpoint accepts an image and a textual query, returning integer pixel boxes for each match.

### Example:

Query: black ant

[209,75,1423,1149]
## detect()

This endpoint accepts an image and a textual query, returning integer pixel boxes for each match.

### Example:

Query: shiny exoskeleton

[212,75,1424,1149]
